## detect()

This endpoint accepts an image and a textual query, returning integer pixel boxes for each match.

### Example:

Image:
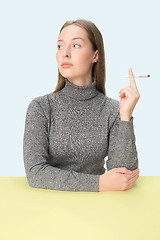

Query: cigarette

[122,75,150,78]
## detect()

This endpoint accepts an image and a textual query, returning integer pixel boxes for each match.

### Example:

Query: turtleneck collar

[60,75,99,100]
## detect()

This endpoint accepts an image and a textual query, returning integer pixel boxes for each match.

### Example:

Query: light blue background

[0,0,159,176]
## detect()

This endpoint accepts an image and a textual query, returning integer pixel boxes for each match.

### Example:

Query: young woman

[23,19,140,192]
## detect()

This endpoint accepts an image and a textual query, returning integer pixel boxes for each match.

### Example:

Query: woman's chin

[61,72,74,79]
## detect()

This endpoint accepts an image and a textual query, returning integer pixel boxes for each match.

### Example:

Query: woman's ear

[93,50,99,63]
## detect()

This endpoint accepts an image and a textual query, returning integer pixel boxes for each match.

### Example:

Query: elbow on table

[27,176,37,189]
[25,171,40,189]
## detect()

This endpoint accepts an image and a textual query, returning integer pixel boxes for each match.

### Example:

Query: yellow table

[0,176,160,240]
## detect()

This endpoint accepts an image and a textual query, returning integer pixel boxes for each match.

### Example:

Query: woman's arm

[106,68,140,171]
[106,111,138,171]
[23,99,99,192]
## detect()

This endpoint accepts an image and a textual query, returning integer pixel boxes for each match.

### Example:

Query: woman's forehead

[59,25,87,40]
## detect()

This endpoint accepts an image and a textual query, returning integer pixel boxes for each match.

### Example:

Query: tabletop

[0,176,160,240]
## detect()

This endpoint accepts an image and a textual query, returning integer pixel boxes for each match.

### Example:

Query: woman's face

[56,24,98,82]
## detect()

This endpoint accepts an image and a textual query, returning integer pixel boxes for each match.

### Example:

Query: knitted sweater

[23,76,139,192]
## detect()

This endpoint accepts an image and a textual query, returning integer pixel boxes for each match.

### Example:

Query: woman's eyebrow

[57,37,85,42]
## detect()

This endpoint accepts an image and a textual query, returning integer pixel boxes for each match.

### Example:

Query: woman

[23,19,140,192]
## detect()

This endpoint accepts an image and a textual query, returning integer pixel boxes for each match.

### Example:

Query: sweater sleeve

[106,106,139,171]
[23,99,100,192]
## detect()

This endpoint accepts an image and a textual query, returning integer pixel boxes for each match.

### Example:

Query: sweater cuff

[118,116,135,140]
[81,174,100,192]
[69,171,100,192]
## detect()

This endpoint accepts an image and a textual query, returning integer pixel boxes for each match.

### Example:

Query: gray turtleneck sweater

[23,76,138,192]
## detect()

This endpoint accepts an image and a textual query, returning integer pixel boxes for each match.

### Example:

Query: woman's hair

[53,19,106,95]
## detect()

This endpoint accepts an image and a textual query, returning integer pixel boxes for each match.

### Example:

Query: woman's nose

[63,47,71,58]
[63,52,70,58]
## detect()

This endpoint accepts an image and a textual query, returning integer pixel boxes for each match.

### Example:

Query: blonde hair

[53,19,106,95]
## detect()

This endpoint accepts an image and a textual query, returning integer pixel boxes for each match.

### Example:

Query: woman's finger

[119,88,131,97]
[129,68,138,92]
[128,173,139,184]
[120,86,139,100]
[125,86,139,99]
[125,174,139,190]
[119,84,140,98]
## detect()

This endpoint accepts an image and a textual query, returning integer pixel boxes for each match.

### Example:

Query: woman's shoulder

[26,92,57,120]
[102,95,120,113]
[99,95,120,127]
[28,91,57,107]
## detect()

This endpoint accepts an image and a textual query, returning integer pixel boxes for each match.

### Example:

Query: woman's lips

[61,64,73,68]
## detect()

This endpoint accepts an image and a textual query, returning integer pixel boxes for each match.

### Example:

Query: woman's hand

[99,167,140,192]
[119,68,140,121]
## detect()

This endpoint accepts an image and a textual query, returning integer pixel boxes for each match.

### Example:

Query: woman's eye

[74,44,80,48]
[57,45,62,49]
[57,44,80,49]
